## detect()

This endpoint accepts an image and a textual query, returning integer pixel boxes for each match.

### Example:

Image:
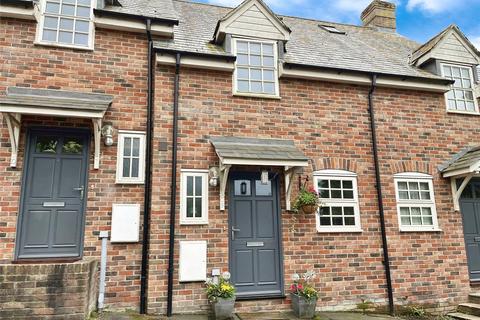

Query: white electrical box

[110,204,140,243]
[179,240,207,282]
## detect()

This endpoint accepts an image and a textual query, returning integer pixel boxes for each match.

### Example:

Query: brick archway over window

[390,161,436,177]
[313,158,359,173]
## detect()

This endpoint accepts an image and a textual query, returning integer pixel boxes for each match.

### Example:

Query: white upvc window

[233,38,279,97]
[394,172,440,232]
[314,170,362,233]
[441,63,478,113]
[36,0,95,50]
[180,170,209,225]
[116,131,146,184]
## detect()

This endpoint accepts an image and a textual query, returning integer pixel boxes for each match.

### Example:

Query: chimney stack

[361,0,396,32]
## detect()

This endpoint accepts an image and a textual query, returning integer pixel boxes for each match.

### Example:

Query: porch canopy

[210,136,309,211]
[439,146,480,210]
[0,86,113,169]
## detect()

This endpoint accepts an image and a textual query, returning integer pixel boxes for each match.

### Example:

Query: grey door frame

[14,126,91,260]
[228,171,285,300]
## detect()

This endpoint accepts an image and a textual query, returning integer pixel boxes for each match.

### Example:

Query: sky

[191,0,480,49]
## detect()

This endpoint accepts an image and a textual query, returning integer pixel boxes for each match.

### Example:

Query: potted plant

[292,186,320,214]
[290,271,318,319]
[205,272,236,320]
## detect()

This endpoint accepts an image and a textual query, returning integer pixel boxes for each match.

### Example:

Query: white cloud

[406,0,470,13]
[471,36,480,51]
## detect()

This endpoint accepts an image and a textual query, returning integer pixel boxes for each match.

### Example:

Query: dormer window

[36,0,94,49]
[441,63,478,113]
[233,39,279,97]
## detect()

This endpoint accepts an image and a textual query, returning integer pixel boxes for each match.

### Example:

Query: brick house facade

[1,0,480,317]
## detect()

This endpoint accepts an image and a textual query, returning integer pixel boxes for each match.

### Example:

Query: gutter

[368,74,395,315]
[156,48,236,62]
[0,0,34,8]
[166,53,181,317]
[93,8,179,25]
[140,18,154,315]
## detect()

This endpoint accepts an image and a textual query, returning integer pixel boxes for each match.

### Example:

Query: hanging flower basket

[292,186,320,214]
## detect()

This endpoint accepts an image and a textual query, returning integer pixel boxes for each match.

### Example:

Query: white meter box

[179,240,207,282]
[110,204,140,243]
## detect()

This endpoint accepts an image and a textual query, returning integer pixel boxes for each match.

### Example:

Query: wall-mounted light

[261,170,269,185]
[209,167,219,187]
[101,124,115,146]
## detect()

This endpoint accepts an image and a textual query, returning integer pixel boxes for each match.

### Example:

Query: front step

[470,293,480,305]
[449,312,480,320]
[459,303,480,317]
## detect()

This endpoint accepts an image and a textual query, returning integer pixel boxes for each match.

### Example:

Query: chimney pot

[361,0,396,32]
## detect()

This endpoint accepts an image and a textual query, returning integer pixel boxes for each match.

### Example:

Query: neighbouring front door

[229,172,284,298]
[460,180,480,281]
[16,128,89,259]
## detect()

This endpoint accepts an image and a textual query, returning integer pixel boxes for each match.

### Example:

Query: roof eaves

[438,146,479,173]
[154,47,236,61]
[1,0,34,8]
[93,8,179,25]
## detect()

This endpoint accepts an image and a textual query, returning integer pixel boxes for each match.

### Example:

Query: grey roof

[153,0,446,81]
[210,136,308,162]
[101,0,178,22]
[0,87,113,113]
[439,146,480,175]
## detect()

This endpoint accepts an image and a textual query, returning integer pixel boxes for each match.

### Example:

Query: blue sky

[192,0,480,48]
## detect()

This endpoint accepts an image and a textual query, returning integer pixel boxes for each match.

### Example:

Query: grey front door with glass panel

[229,172,283,298]
[460,180,480,281]
[16,129,89,259]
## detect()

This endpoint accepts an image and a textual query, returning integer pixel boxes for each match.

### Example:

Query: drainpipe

[368,74,394,315]
[167,53,181,317]
[140,18,154,315]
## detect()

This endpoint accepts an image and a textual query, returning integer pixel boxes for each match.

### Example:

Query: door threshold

[236,294,286,301]
[13,257,81,264]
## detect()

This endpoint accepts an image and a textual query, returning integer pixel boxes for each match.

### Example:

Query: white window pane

[410,191,420,200]
[400,207,410,216]
[237,41,248,53]
[420,191,430,200]
[42,29,57,41]
[61,4,75,15]
[409,182,419,190]
[250,69,262,81]
[237,68,249,79]
[44,16,58,28]
[75,20,89,32]
[195,176,202,196]
[456,90,465,99]
[123,158,130,177]
[250,55,261,66]
[76,6,90,18]
[264,82,275,94]
[466,101,475,111]
[187,176,193,196]
[421,207,432,216]
[461,68,469,78]
[465,91,474,100]
[344,207,354,216]
[399,191,409,200]
[78,0,91,5]
[423,216,433,225]
[237,80,249,92]
[132,138,140,157]
[250,42,261,54]
[251,81,262,93]
[397,181,408,190]
[443,66,451,77]
[124,137,131,156]
[419,182,429,190]
[131,158,139,177]
[237,54,248,65]
[63,0,75,3]
[194,198,202,217]
[58,31,73,43]
[457,100,466,110]
[452,67,461,77]
[186,198,194,218]
[448,99,457,109]
[463,79,472,89]
[45,2,60,13]
[74,33,89,46]
[453,78,461,88]
[401,216,411,225]
[447,90,455,99]
[263,56,274,67]
[60,18,74,30]
[263,43,273,55]
[411,216,422,225]
[263,70,274,81]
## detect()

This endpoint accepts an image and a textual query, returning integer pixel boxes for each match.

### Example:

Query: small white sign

[179,241,207,282]
[111,204,140,243]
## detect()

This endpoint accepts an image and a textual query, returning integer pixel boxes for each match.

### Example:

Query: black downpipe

[167,53,181,317]
[368,74,394,315]
[140,18,154,315]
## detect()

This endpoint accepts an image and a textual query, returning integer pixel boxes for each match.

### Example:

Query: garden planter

[290,293,317,319]
[300,205,318,214]
[211,297,235,320]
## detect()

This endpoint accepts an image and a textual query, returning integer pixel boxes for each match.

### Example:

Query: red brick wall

[148,66,471,314]
[0,18,150,310]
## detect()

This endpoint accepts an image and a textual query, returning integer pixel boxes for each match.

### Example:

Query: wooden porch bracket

[219,164,231,211]
[4,113,22,168]
[92,118,102,169]
[451,173,474,211]
[285,166,297,211]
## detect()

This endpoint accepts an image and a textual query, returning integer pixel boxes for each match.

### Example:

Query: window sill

[115,180,145,185]
[447,110,480,116]
[180,221,209,226]
[317,228,363,233]
[399,227,442,232]
[233,92,281,100]
[34,41,94,51]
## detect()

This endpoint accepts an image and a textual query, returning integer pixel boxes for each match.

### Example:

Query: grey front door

[229,172,284,298]
[460,180,480,281]
[16,128,89,259]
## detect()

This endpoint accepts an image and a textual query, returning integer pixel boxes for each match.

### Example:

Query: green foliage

[356,299,374,314]
[205,276,235,302]
[292,187,320,212]
[290,270,318,301]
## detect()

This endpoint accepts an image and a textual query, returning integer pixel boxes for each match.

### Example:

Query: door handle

[232,227,240,240]
[73,186,85,200]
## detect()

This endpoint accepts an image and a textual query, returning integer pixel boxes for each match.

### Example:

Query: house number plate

[246,242,264,247]
[43,202,66,208]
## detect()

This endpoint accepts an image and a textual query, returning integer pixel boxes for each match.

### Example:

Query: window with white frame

[180,170,209,225]
[314,170,361,232]
[37,0,94,48]
[234,39,278,96]
[442,64,477,113]
[394,172,439,231]
[116,132,146,184]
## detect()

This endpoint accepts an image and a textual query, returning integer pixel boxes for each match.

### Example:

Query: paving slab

[317,312,396,320]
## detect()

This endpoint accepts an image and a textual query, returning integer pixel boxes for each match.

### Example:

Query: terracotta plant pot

[290,293,318,319]
[211,297,235,320]
[301,204,318,214]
